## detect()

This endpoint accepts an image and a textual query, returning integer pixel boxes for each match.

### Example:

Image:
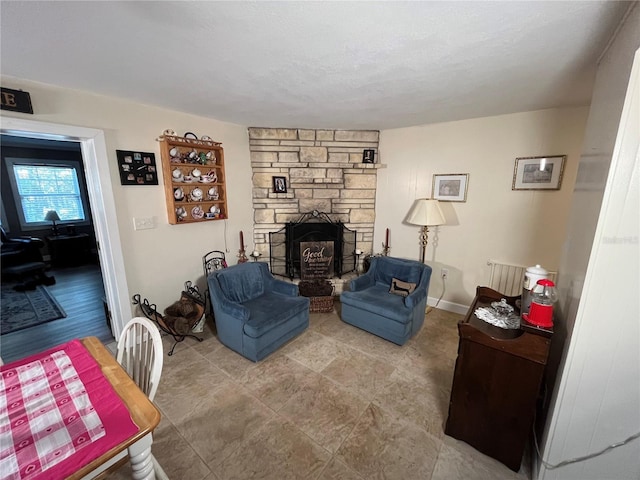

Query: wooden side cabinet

[445,286,552,472]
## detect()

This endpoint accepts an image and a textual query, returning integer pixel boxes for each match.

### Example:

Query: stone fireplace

[249,127,385,273]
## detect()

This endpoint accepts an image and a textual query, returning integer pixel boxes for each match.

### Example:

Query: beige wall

[377,107,589,308]
[1,76,254,307]
[1,76,589,313]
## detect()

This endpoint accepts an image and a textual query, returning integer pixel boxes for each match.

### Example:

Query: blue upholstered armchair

[207,262,310,361]
[340,256,432,345]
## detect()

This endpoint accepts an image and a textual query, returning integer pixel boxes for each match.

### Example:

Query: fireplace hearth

[269,211,357,279]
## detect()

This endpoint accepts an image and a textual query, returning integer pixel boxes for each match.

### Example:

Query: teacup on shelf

[190,187,203,201]
[200,172,216,183]
[172,168,183,181]
[176,207,188,221]
[173,187,185,200]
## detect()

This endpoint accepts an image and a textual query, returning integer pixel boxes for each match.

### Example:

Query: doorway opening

[1,135,112,362]
[1,117,130,362]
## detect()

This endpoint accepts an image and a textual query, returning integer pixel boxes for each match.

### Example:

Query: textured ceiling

[0,1,632,130]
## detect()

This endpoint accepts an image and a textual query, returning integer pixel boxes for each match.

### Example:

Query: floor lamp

[405,199,445,263]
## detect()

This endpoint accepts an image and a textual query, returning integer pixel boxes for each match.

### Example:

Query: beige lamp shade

[405,199,445,227]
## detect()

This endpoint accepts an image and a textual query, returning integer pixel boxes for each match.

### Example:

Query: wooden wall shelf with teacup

[159,134,228,224]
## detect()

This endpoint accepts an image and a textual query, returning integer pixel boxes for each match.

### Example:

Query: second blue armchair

[340,256,432,345]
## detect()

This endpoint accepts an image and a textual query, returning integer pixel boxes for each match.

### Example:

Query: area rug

[1,284,66,334]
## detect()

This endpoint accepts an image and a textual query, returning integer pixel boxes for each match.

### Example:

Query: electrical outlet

[133,217,155,230]
[441,268,449,279]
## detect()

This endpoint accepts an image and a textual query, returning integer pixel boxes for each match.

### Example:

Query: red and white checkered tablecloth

[0,340,139,480]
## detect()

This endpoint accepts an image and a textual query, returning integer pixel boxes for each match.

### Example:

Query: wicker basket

[299,279,334,313]
[308,295,334,313]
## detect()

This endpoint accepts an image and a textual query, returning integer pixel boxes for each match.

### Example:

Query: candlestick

[383,228,391,256]
[240,231,245,251]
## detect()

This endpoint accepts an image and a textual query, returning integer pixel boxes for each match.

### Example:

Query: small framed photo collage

[117,150,158,185]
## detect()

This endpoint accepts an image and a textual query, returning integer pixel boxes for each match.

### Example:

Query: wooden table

[1,337,161,480]
[72,337,161,479]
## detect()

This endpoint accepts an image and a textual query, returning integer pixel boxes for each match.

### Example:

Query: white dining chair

[116,316,164,402]
[87,317,168,479]
[116,317,168,479]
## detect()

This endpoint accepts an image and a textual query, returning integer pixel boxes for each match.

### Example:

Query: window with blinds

[6,159,86,228]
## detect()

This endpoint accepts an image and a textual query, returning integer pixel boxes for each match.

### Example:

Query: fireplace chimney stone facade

[249,128,385,261]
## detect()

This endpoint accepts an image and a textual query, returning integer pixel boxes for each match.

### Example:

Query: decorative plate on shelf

[191,206,205,219]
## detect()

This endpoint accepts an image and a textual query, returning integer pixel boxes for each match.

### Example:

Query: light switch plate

[133,217,155,230]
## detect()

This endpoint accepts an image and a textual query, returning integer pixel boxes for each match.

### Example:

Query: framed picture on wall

[512,155,566,190]
[362,149,375,163]
[433,173,469,202]
[273,176,287,193]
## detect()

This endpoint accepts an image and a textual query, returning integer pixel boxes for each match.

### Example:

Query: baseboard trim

[427,296,469,315]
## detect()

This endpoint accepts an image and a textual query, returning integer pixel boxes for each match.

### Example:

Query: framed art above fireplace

[273,176,287,193]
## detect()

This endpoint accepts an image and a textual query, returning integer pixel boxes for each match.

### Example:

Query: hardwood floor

[0,264,114,364]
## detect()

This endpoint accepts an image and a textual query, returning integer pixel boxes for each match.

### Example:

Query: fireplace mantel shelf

[251,162,387,170]
[340,163,387,170]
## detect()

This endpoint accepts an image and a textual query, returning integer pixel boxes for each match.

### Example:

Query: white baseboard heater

[487,260,557,297]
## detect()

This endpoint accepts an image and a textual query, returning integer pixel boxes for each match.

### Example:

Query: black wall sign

[300,241,334,280]
[1,88,33,114]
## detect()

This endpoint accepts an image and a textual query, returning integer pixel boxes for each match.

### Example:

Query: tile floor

[107,304,531,480]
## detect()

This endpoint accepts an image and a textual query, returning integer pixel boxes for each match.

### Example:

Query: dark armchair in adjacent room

[1,226,45,267]
[207,262,310,361]
[1,226,53,287]
[340,256,432,345]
